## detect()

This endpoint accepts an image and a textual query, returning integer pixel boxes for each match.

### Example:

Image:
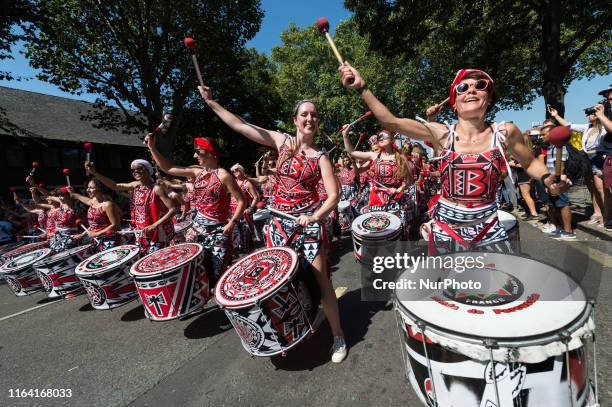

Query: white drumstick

[79,224,100,244]
[267,207,298,221]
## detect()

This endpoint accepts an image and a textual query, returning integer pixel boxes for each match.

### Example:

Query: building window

[43,147,60,167]
[61,148,81,168]
[6,145,25,167]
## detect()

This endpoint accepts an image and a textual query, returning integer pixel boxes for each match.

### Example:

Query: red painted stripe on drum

[406,324,433,344]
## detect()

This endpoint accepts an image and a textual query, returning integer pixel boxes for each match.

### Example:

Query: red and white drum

[33,244,91,298]
[1,241,48,262]
[215,247,320,357]
[338,200,354,233]
[75,245,140,310]
[0,248,51,296]
[395,252,597,407]
[351,212,402,263]
[130,243,210,321]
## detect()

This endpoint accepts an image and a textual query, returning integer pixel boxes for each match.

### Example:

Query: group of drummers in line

[7,66,570,364]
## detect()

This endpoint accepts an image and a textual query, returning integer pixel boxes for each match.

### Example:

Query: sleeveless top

[272,140,324,213]
[261,174,278,198]
[192,169,230,222]
[338,167,356,186]
[131,184,174,241]
[438,122,510,204]
[370,153,403,188]
[230,179,253,213]
[55,206,77,230]
[87,205,111,232]
[46,207,59,233]
[37,210,48,231]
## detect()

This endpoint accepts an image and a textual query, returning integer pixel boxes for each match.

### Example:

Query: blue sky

[1,0,610,130]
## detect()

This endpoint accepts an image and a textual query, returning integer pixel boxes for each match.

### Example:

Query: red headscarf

[449,69,494,107]
[194,137,218,156]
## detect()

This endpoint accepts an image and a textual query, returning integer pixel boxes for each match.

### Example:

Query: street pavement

[0,220,610,407]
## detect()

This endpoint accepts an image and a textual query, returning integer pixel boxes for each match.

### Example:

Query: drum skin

[216,247,321,356]
[351,212,402,264]
[130,243,209,321]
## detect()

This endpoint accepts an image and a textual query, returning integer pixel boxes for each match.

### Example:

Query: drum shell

[395,306,592,407]
[130,249,209,321]
[223,263,320,356]
[338,201,355,232]
[252,209,271,223]
[33,245,91,298]
[0,249,51,296]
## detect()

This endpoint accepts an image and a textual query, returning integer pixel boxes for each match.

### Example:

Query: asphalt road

[0,220,610,407]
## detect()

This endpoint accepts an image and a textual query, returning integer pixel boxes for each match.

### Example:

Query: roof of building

[0,86,145,147]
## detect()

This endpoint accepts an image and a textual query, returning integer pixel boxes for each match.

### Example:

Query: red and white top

[230,179,253,213]
[338,167,356,186]
[131,184,174,242]
[368,153,403,206]
[271,142,323,214]
[55,207,77,230]
[191,169,230,223]
[261,174,278,199]
[87,205,110,232]
[37,210,48,231]
[46,207,59,233]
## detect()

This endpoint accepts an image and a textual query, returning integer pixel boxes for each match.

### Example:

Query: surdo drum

[215,247,320,357]
[394,252,598,407]
[338,200,355,233]
[130,243,209,321]
[0,248,51,296]
[33,244,91,298]
[75,245,140,310]
[351,212,402,264]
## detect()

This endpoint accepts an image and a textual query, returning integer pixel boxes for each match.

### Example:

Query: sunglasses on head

[378,133,392,141]
[455,79,490,95]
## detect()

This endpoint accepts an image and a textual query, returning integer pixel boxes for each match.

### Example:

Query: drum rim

[0,248,52,273]
[2,241,49,258]
[75,244,140,276]
[215,246,299,309]
[130,242,203,276]
[33,244,91,267]
[351,212,402,238]
[394,251,591,346]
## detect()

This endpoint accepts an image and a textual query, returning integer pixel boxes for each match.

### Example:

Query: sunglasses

[455,79,490,95]
[131,167,145,173]
[378,133,392,141]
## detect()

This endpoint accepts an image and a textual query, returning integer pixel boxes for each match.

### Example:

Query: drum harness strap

[429,209,498,255]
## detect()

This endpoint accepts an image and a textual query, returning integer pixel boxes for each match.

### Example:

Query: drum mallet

[267,207,298,221]
[342,111,372,131]
[548,126,571,182]
[9,187,18,201]
[184,37,205,88]
[354,132,365,150]
[84,141,93,174]
[76,219,99,244]
[63,168,72,187]
[315,17,353,84]
[29,161,40,177]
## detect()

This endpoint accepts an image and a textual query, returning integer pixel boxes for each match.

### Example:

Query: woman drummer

[32,186,78,252]
[146,135,245,286]
[338,154,358,202]
[14,186,49,240]
[229,163,260,253]
[251,152,278,206]
[86,159,176,254]
[199,85,347,363]
[67,179,122,251]
[338,65,568,252]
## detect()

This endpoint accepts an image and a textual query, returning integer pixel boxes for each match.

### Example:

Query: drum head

[252,209,270,221]
[76,245,140,276]
[352,212,401,239]
[34,244,91,266]
[174,221,192,234]
[0,248,52,273]
[131,243,202,276]
[396,252,587,341]
[215,247,299,309]
[338,200,350,210]
[497,210,517,231]
[3,241,48,259]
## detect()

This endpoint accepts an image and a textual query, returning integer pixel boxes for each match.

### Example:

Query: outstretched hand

[198,85,213,102]
[338,62,365,90]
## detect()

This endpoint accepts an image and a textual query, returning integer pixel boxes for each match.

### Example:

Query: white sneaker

[331,336,347,363]
[542,223,557,234]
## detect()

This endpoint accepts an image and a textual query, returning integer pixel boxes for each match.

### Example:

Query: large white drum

[33,244,91,298]
[0,248,51,296]
[394,252,597,407]
[351,212,402,263]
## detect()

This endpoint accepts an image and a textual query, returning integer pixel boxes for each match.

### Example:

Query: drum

[338,200,355,233]
[0,248,52,296]
[252,209,271,223]
[497,210,520,242]
[130,243,210,321]
[394,252,598,407]
[1,241,49,261]
[351,212,402,263]
[75,245,140,310]
[172,221,193,244]
[215,247,320,356]
[33,244,91,298]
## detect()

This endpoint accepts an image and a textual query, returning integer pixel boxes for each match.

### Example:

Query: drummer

[145,134,245,286]
[29,184,78,253]
[14,187,49,241]
[338,65,569,252]
[229,163,260,253]
[199,85,347,363]
[86,159,176,254]
[338,154,358,202]
[67,179,121,251]
[251,152,278,206]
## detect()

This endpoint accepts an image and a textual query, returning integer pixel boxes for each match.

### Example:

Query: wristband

[540,173,551,185]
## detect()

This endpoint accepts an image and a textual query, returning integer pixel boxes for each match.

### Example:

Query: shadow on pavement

[121,304,146,322]
[184,306,232,339]
[270,288,391,371]
[37,296,61,304]
[79,303,94,312]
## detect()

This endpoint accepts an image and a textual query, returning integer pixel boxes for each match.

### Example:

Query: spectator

[595,85,612,230]
[510,130,543,220]
[548,105,606,226]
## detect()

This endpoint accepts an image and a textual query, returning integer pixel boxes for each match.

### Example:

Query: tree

[22,0,267,156]
[345,0,611,117]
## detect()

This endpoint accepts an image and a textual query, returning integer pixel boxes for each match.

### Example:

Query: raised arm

[85,161,136,191]
[341,125,377,161]
[547,106,570,127]
[146,134,199,179]
[338,62,448,145]
[199,85,286,150]
[67,187,92,206]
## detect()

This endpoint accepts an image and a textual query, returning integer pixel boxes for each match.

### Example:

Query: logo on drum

[230,312,264,351]
[443,272,523,306]
[39,272,53,293]
[146,292,167,315]
[362,214,390,232]
[83,280,106,307]
[5,277,21,293]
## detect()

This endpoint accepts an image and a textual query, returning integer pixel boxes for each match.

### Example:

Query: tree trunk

[540,0,565,118]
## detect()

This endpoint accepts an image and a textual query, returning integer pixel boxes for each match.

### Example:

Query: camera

[584,99,612,118]
[529,130,546,148]
[584,106,597,115]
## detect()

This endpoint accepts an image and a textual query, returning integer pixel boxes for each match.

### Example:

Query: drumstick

[37,227,46,234]
[315,17,353,84]
[84,142,93,175]
[267,207,298,221]
[435,97,450,110]
[30,161,40,177]
[63,168,71,187]
[9,187,18,201]
[78,223,100,244]
[341,111,373,132]
[183,37,205,88]
[354,132,365,150]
